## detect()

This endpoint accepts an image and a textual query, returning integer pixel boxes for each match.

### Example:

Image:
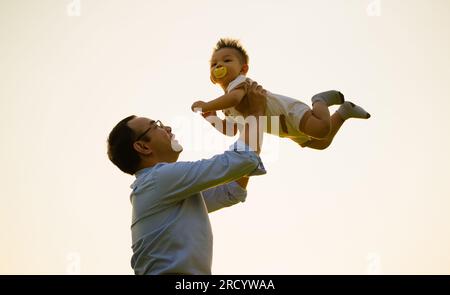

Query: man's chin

[170,140,183,153]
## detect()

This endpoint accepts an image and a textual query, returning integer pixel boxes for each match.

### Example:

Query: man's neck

[139,154,179,170]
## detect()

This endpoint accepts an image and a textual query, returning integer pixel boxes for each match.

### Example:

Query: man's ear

[133,141,152,156]
[241,64,249,74]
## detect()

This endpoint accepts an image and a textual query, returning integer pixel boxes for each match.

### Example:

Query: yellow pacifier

[213,66,227,79]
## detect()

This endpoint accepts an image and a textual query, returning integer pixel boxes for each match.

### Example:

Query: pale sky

[1,0,449,274]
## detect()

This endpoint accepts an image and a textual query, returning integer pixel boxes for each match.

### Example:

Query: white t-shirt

[223,75,312,145]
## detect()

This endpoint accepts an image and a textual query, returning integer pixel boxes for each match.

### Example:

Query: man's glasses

[135,120,164,141]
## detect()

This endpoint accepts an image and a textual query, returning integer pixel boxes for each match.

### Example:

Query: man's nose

[164,126,172,133]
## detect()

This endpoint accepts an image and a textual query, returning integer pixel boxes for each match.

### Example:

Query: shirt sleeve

[150,140,265,207]
[201,181,247,213]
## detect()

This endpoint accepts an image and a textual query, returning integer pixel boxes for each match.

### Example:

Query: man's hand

[235,80,267,154]
[191,100,207,112]
[236,80,267,117]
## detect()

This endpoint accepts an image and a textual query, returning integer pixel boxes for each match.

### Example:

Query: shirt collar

[130,166,155,189]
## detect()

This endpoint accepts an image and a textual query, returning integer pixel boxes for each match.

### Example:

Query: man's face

[128,117,183,161]
[210,48,247,87]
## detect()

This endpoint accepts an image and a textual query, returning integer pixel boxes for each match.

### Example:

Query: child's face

[210,48,248,88]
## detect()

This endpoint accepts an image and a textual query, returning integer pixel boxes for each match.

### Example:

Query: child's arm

[192,88,246,113]
[201,111,238,137]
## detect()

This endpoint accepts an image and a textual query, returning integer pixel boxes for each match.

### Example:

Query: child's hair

[213,38,249,65]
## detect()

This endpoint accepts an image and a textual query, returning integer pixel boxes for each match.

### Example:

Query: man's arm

[151,146,265,207]
[236,80,267,154]
[146,81,267,208]
[202,111,238,137]
[235,176,250,189]
[201,81,267,212]
[201,181,248,213]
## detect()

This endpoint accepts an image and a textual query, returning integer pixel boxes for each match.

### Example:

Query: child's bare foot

[337,101,371,120]
[311,90,345,107]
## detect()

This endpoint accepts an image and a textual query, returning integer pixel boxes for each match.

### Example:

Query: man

[107,82,267,274]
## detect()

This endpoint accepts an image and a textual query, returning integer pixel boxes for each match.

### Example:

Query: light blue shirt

[129,141,266,275]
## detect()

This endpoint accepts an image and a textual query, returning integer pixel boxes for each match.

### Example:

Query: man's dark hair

[213,38,249,65]
[107,115,141,175]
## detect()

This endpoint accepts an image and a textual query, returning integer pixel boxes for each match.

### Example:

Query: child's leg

[303,101,371,150]
[299,102,331,139]
[302,112,344,150]
[298,90,345,139]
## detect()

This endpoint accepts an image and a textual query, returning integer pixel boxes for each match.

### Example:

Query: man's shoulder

[131,163,169,190]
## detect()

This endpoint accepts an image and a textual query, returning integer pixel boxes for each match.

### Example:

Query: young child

[191,38,370,150]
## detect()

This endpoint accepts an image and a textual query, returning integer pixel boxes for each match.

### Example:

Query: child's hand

[201,111,217,118]
[191,100,207,112]
[201,111,222,129]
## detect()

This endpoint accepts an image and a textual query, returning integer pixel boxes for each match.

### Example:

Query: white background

[1,0,449,274]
